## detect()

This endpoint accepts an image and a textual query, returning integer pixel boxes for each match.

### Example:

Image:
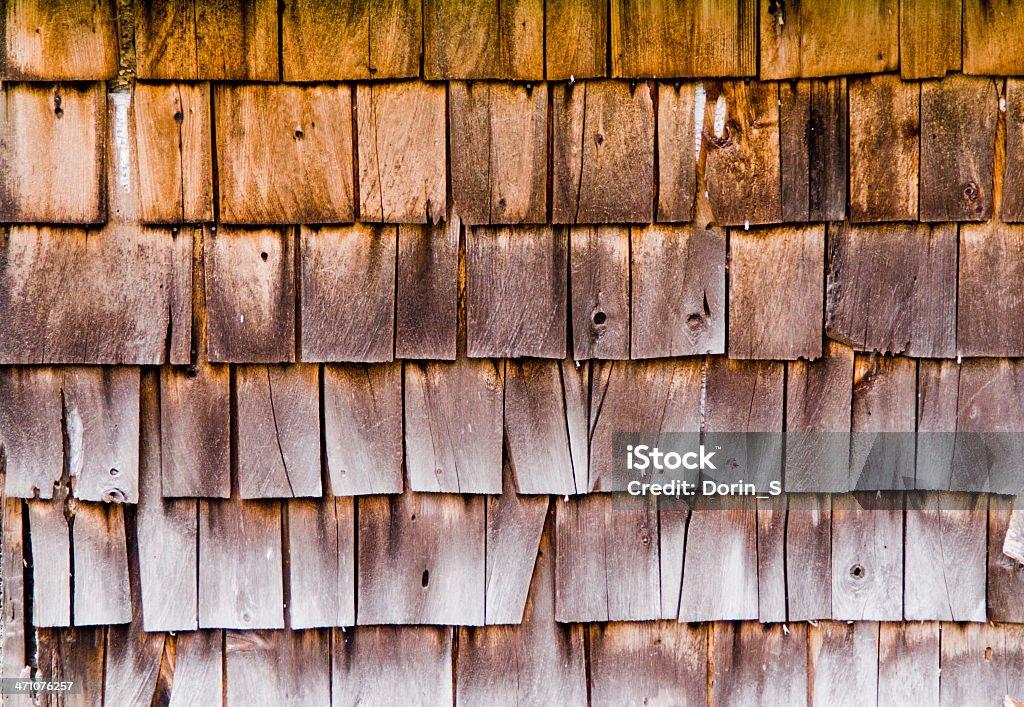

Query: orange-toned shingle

[2,0,118,80]
[424,0,543,80]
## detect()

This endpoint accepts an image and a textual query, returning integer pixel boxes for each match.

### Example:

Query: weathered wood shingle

[3,0,118,80]
[423,0,543,80]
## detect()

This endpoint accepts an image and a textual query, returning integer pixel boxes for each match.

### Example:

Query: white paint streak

[713,95,727,139]
[66,405,85,479]
[112,92,132,194]
[694,82,707,160]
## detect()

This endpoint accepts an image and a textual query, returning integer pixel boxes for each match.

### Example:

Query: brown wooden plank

[554,494,661,622]
[915,359,958,491]
[1,497,27,683]
[569,226,630,360]
[357,82,446,224]
[940,623,1021,706]
[849,355,916,491]
[35,627,105,707]
[761,0,897,78]
[989,496,1024,623]
[449,82,546,225]
[160,364,231,498]
[103,602,165,707]
[358,493,485,625]
[546,0,606,79]
[711,622,808,705]
[958,224,1024,357]
[0,367,62,498]
[333,627,453,705]
[826,222,957,358]
[610,0,756,77]
[2,0,117,80]
[848,74,919,222]
[225,630,330,707]
[831,493,903,620]
[215,84,353,224]
[630,224,726,358]
[404,358,503,494]
[655,82,695,222]
[552,81,654,224]
[920,75,998,222]
[779,79,847,222]
[589,622,708,706]
[787,494,832,620]
[728,225,824,360]
[281,0,420,80]
[759,500,787,623]
[27,493,71,627]
[504,359,587,495]
[679,497,759,622]
[904,492,986,622]
[808,621,880,707]
[484,464,548,623]
[466,226,567,358]
[0,83,104,223]
[198,499,284,629]
[287,498,355,629]
[699,80,782,226]
[236,364,320,498]
[134,82,214,224]
[423,0,543,80]
[300,224,395,363]
[205,227,295,363]
[964,0,1024,74]
[167,630,223,707]
[61,367,140,503]
[1005,80,1024,223]
[72,502,131,625]
[323,363,403,495]
[659,503,688,622]
[900,0,961,79]
[137,370,198,632]
[588,359,702,492]
[135,0,278,80]
[785,341,854,492]
[877,622,940,706]
[396,220,459,360]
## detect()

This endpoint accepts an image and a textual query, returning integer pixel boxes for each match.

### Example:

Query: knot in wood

[849,563,865,579]
[592,310,607,326]
[962,181,979,203]
[594,132,605,146]
[686,313,705,331]
[103,488,126,503]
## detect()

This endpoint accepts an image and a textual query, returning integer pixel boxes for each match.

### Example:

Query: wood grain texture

[656,82,695,222]
[2,0,116,79]
[900,0,961,79]
[0,83,104,223]
[134,83,214,223]
[939,623,1024,706]
[72,502,131,626]
[988,496,1024,623]
[964,0,1024,74]
[785,341,854,492]
[136,370,198,632]
[358,493,485,625]
[958,223,1024,357]
[554,494,661,622]
[826,222,957,358]
[589,622,708,706]
[848,74,919,222]
[323,363,403,496]
[205,227,295,363]
[0,367,63,498]
[236,364,320,498]
[215,84,353,224]
[711,622,807,705]
[225,630,330,707]
[588,359,702,492]
[761,0,897,78]
[160,364,230,498]
[610,0,756,77]
[333,627,453,705]
[808,622,880,707]
[1004,80,1024,222]
[135,0,278,80]
[779,79,847,222]
[787,494,832,620]
[552,81,654,224]
[631,224,725,358]
[423,0,543,79]
[569,226,630,360]
[357,82,446,224]
[281,0,420,80]
[466,226,567,358]
[920,75,998,222]
[449,82,546,225]
[915,359,958,491]
[167,630,223,707]
[27,494,71,627]
[396,220,459,360]
[831,493,903,621]
[1,497,27,681]
[762,497,789,622]
[546,0,606,79]
[35,628,105,706]
[504,360,587,495]
[404,358,503,493]
[877,622,939,706]
[728,225,824,360]
[287,498,355,629]
[700,80,782,226]
[849,355,916,491]
[198,498,284,629]
[904,492,986,622]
